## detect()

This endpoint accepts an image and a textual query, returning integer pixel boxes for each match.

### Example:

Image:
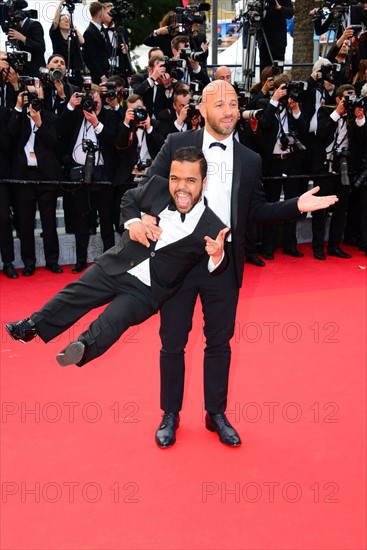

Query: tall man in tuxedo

[138,80,339,448]
[6,148,228,368]
[83,2,110,84]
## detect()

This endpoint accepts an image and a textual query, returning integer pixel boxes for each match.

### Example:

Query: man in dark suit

[83,2,110,84]
[260,0,294,73]
[7,11,46,77]
[6,147,228,369]
[131,55,173,119]
[137,80,339,449]
[58,86,119,273]
[8,86,63,276]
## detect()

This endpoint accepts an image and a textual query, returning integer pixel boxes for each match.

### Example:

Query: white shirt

[126,199,222,286]
[202,129,234,240]
[15,107,39,166]
[72,114,105,166]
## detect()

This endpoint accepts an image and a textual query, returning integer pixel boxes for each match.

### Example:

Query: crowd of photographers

[0,0,367,279]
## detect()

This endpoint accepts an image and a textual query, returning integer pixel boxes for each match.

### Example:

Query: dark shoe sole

[56,341,85,367]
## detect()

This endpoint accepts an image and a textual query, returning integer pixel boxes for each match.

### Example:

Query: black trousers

[263,155,303,253]
[71,181,115,264]
[32,264,158,365]
[13,175,59,267]
[0,183,15,264]
[159,245,239,414]
[311,174,350,251]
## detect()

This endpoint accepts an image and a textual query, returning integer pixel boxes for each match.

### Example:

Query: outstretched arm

[297,186,338,213]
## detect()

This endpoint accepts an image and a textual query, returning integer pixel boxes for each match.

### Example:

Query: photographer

[4,0,45,77]
[260,0,294,73]
[143,11,181,58]
[326,26,361,85]
[58,85,119,272]
[156,88,202,139]
[115,93,164,185]
[170,35,210,87]
[0,103,17,278]
[8,81,63,275]
[41,54,78,115]
[0,50,21,108]
[311,83,366,259]
[131,54,173,118]
[103,2,134,81]
[258,73,308,260]
[49,0,84,88]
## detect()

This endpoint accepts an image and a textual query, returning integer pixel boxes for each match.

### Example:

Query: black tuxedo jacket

[83,23,110,83]
[139,129,301,288]
[131,78,170,118]
[0,106,12,178]
[156,106,193,139]
[58,106,119,180]
[258,102,308,172]
[114,122,164,185]
[18,19,46,76]
[8,108,62,180]
[98,175,226,305]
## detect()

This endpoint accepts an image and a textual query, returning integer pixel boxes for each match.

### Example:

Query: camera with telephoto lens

[186,80,202,119]
[283,80,308,101]
[174,3,210,33]
[23,90,43,111]
[18,75,35,86]
[319,63,341,84]
[280,131,306,152]
[240,108,263,120]
[243,0,271,25]
[335,147,350,186]
[81,139,99,185]
[5,50,30,72]
[39,67,63,86]
[0,0,38,36]
[129,106,147,127]
[352,158,367,189]
[179,47,206,63]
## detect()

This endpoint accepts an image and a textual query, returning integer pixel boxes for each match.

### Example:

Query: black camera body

[174,2,209,33]
[0,0,38,35]
[76,92,98,113]
[280,131,306,152]
[130,106,147,127]
[343,90,366,111]
[233,81,250,109]
[353,159,367,189]
[6,50,30,72]
[164,56,185,79]
[39,67,63,86]
[63,0,82,13]
[103,82,118,100]
[136,159,152,171]
[319,63,341,84]
[23,90,43,111]
[284,80,308,101]
[107,0,134,25]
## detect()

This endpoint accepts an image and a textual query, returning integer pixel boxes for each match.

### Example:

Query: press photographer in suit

[260,0,294,73]
[83,2,110,84]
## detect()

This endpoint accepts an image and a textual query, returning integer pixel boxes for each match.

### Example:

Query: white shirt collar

[202,129,234,151]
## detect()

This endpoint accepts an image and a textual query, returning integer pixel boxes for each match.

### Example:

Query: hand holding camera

[150,62,166,82]
[69,91,83,109]
[273,83,287,102]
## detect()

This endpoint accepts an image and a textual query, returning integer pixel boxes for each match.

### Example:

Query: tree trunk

[292,0,316,80]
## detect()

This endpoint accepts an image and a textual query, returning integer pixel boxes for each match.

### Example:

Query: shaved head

[199,80,239,140]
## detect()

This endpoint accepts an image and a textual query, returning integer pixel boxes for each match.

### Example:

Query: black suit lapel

[195,128,204,150]
[232,138,242,233]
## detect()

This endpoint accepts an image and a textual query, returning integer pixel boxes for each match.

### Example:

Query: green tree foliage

[123,0,178,49]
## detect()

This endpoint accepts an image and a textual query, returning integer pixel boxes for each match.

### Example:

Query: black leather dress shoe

[22,266,35,276]
[155,412,180,448]
[56,340,87,367]
[72,262,87,273]
[314,250,326,260]
[327,247,351,259]
[3,263,19,279]
[246,255,265,267]
[5,318,37,343]
[283,248,304,258]
[46,263,64,274]
[205,413,242,446]
[263,252,274,260]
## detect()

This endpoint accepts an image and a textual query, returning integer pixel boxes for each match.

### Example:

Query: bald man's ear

[198,101,206,119]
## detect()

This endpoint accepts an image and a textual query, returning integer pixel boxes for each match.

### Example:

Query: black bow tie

[168,201,185,222]
[209,141,226,150]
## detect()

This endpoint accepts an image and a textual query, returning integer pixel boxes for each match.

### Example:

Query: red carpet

[1,244,366,550]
